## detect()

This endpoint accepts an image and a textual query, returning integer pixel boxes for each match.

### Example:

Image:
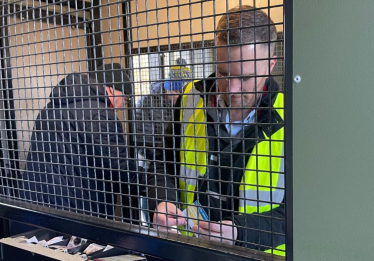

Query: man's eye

[243,76,252,81]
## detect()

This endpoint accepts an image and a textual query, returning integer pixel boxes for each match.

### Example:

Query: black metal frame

[89,0,104,70]
[0,0,293,259]
[122,0,136,160]
[0,199,283,261]
[284,0,293,260]
[0,3,20,241]
[0,4,20,192]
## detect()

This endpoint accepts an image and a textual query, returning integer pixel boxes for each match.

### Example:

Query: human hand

[153,202,187,233]
[191,220,237,245]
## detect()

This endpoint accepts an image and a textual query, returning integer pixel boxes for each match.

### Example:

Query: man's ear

[106,86,113,95]
[269,56,277,74]
[105,86,115,108]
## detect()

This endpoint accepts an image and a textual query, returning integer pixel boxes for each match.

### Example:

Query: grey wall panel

[293,1,374,260]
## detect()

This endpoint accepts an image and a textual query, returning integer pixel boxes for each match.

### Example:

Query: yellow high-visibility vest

[265,244,286,257]
[179,82,285,256]
[179,82,207,206]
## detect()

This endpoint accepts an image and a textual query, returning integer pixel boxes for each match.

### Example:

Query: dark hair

[91,63,132,95]
[216,5,277,55]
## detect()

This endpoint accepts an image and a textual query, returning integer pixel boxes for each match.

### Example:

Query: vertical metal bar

[91,0,103,69]
[284,0,293,259]
[0,218,10,238]
[0,5,19,197]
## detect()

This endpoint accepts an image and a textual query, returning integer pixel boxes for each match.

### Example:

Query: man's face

[107,87,126,109]
[113,89,125,108]
[216,39,276,110]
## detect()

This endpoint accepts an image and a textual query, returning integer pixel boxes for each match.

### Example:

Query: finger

[196,228,221,241]
[191,225,198,232]
[164,217,187,227]
[154,213,186,227]
[207,222,223,232]
[176,208,186,218]
[164,203,179,215]
[156,203,178,215]
[192,225,208,240]
[162,206,186,221]
[154,209,179,222]
[191,224,212,236]
[168,208,187,225]
[197,221,210,230]
[176,217,187,226]
[199,221,226,232]
[153,212,167,225]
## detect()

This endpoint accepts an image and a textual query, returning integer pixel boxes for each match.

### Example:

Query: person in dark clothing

[135,82,170,150]
[134,59,191,174]
[135,58,191,149]
[22,64,136,218]
[148,6,285,256]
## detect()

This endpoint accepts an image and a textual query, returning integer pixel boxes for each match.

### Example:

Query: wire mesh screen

[0,0,286,259]
[132,42,216,148]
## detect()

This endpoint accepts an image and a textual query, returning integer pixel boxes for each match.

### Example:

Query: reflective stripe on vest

[238,93,284,214]
[179,82,207,207]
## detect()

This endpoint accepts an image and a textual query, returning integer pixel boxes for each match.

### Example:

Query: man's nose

[227,78,242,93]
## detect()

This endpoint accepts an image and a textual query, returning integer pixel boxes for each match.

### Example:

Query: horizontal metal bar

[0,198,281,261]
[6,0,91,20]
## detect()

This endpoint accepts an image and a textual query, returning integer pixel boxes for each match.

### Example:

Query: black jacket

[22,73,136,217]
[135,82,172,147]
[148,74,285,250]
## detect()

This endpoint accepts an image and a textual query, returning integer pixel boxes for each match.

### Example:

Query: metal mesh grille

[0,0,287,258]
[132,42,216,148]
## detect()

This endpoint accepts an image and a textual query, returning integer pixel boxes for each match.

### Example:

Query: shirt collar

[218,95,263,136]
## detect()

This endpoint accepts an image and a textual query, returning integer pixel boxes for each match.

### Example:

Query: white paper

[37,240,47,246]
[103,245,114,252]
[13,236,27,243]
[44,236,64,247]
[83,243,105,255]
[25,236,38,244]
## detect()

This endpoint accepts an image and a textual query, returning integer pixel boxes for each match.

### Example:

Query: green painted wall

[293,1,374,260]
